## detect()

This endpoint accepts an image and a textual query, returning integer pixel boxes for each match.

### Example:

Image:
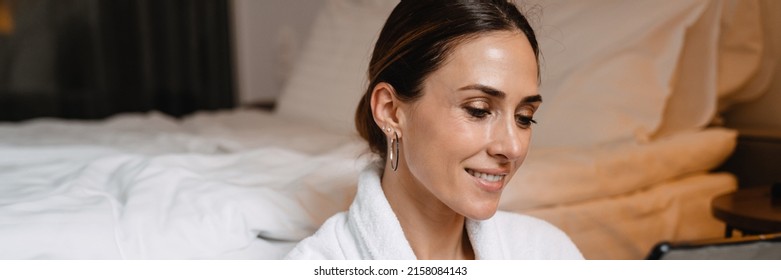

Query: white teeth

[467,169,504,182]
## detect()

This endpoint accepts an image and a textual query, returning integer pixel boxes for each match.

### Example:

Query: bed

[0,0,771,259]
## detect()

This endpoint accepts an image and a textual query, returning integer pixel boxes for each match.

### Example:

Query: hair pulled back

[355,0,539,162]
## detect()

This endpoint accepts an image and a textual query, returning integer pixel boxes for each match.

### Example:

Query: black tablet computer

[646,233,781,260]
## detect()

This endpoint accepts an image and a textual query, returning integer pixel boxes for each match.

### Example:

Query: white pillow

[275,0,397,134]
[715,0,772,111]
[717,0,764,99]
[527,0,714,147]
[277,0,728,147]
[655,0,766,137]
[652,0,720,138]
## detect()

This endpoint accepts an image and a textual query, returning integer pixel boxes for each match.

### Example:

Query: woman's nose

[487,118,527,162]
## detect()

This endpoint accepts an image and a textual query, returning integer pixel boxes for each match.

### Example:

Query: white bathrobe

[285,164,583,260]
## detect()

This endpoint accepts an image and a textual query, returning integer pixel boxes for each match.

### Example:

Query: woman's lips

[465,168,506,192]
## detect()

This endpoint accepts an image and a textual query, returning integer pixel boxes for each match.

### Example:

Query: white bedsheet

[0,142,368,259]
[0,110,354,155]
[0,111,736,259]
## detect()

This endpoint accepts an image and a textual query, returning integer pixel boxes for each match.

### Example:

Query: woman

[285,0,582,260]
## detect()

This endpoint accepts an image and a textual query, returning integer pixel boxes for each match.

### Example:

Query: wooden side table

[711,185,781,238]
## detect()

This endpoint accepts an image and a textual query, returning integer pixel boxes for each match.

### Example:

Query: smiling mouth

[465,168,505,182]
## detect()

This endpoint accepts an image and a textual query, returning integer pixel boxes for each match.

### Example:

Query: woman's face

[396,31,540,220]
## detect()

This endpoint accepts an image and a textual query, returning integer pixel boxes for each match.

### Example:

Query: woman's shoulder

[284,212,353,260]
[491,211,584,259]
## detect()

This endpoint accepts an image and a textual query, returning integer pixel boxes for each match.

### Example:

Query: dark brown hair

[354,0,539,162]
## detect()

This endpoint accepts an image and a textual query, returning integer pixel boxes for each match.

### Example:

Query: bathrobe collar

[348,163,506,259]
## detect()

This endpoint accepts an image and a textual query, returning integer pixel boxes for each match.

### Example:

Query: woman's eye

[516,115,537,128]
[465,107,490,119]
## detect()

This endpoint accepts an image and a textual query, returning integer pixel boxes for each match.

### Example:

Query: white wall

[231,0,324,105]
[725,0,781,132]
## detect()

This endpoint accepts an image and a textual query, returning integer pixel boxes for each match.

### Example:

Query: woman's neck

[381,166,475,260]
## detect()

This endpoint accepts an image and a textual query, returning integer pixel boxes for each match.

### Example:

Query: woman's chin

[461,203,499,221]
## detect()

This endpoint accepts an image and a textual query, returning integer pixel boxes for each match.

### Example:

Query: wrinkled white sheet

[0,110,354,155]
[0,143,368,259]
[0,111,736,259]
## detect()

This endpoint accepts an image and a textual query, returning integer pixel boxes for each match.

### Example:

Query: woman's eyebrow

[523,94,542,103]
[458,84,542,103]
[459,84,505,98]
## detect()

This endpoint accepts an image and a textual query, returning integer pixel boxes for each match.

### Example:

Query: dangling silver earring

[389,131,399,171]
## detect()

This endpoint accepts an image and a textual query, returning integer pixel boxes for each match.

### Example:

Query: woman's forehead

[425,31,539,100]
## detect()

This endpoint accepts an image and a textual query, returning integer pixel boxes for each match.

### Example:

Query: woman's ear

[370,82,402,138]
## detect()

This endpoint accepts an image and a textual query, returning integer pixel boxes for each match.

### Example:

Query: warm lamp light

[0,0,13,35]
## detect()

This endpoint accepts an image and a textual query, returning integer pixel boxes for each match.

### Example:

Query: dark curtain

[0,0,234,121]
